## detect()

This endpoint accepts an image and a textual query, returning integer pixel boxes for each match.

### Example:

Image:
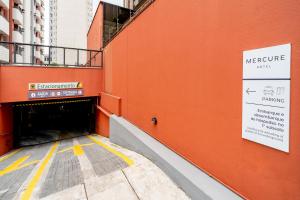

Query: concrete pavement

[0,134,189,200]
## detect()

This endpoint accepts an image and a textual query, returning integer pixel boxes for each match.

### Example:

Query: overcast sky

[93,0,123,14]
[44,0,123,46]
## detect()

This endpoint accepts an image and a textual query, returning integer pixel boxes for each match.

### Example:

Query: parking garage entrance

[13,97,96,147]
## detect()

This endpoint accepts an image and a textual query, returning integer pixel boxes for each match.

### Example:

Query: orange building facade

[0,0,300,199]
[88,0,300,199]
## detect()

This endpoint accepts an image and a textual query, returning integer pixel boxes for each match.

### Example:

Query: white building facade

[8,0,45,64]
[0,0,10,63]
[22,0,45,64]
[49,0,93,65]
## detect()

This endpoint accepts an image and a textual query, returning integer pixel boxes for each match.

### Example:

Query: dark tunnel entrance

[13,97,96,147]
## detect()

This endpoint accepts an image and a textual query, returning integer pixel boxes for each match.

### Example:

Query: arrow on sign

[246,88,256,95]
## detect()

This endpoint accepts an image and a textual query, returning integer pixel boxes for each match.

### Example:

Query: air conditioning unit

[21,9,25,13]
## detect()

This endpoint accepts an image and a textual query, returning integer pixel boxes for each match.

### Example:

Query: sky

[93,0,123,14]
[44,0,123,46]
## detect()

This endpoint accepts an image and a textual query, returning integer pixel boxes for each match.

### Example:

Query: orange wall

[87,4,110,137]
[0,66,103,154]
[100,92,121,116]
[0,104,13,155]
[95,110,110,137]
[87,3,103,67]
[87,3,103,50]
[95,92,121,137]
[0,66,103,103]
[90,0,300,199]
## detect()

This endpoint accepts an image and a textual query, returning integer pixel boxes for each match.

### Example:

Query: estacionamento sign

[29,82,83,90]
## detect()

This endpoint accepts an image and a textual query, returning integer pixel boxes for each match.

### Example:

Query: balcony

[35,36,41,44]
[34,50,41,59]
[15,53,23,63]
[40,5,45,14]
[34,9,41,20]
[35,0,41,6]
[14,0,23,5]
[35,24,41,33]
[12,30,23,43]
[13,7,23,25]
[40,53,44,62]
[0,15,9,36]
[0,44,9,63]
[0,0,9,10]
[40,18,44,25]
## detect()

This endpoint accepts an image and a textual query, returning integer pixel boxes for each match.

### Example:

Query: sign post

[242,44,291,152]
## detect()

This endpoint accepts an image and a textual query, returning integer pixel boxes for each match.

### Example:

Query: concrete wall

[110,115,242,200]
[88,0,300,199]
[0,66,103,103]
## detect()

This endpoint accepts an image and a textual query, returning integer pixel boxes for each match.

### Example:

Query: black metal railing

[0,41,103,67]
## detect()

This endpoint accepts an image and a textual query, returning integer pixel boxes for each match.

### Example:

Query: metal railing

[0,41,103,68]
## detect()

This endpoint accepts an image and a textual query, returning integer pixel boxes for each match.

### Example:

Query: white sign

[29,82,83,90]
[242,80,290,152]
[242,44,291,152]
[243,44,291,79]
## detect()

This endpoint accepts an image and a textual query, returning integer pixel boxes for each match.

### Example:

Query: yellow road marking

[87,135,134,166]
[58,143,94,156]
[58,147,72,153]
[0,148,22,163]
[16,160,40,171]
[73,145,84,156]
[81,143,94,147]
[0,156,30,176]
[21,142,58,200]
[0,155,39,176]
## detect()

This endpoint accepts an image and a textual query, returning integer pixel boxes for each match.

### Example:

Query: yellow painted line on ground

[58,143,94,156]
[0,148,22,163]
[87,135,134,166]
[21,142,58,200]
[0,155,29,176]
[58,147,73,153]
[81,143,94,147]
[17,160,40,171]
[0,154,40,176]
[73,145,84,156]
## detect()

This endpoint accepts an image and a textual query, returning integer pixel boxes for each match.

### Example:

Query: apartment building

[23,0,45,64]
[0,0,45,64]
[49,0,93,65]
[0,0,9,63]
[11,0,24,63]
